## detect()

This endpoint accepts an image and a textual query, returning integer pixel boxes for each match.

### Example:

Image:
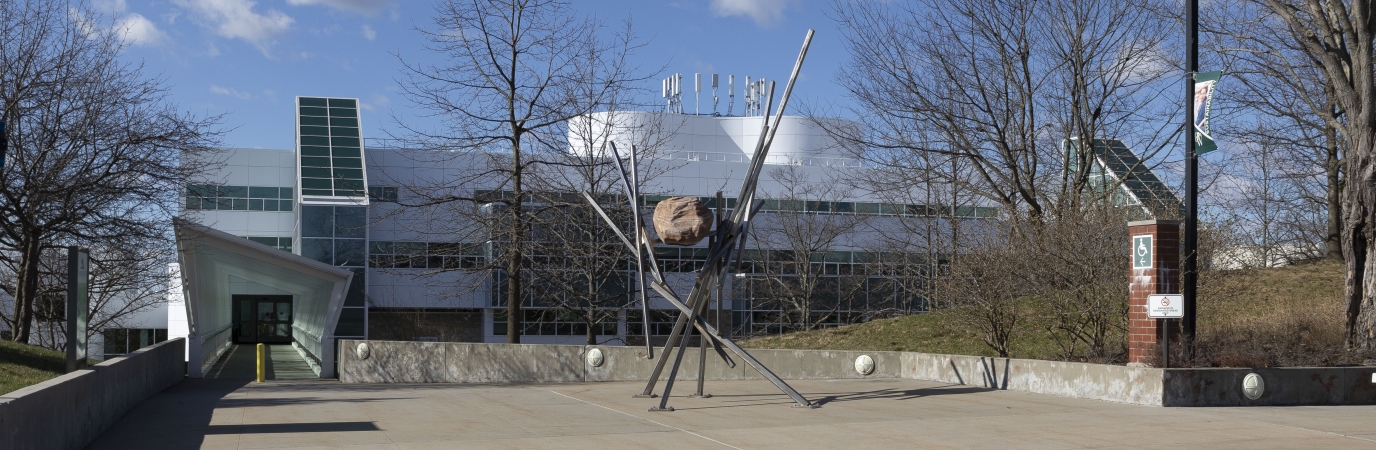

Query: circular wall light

[1242,372,1265,400]
[854,354,875,375]
[587,348,605,367]
[356,342,371,360]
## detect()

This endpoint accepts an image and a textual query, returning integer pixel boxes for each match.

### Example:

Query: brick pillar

[1127,219,1180,366]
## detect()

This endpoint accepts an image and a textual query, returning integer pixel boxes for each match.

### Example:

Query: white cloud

[286,0,396,16]
[210,84,253,99]
[173,0,293,54]
[117,13,168,46]
[360,93,389,111]
[92,0,128,14]
[361,24,376,40]
[710,0,793,27]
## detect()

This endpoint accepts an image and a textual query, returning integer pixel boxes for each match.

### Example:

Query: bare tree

[395,0,646,343]
[1204,0,1346,262]
[741,166,872,333]
[1248,0,1376,349]
[828,0,1177,223]
[0,0,221,343]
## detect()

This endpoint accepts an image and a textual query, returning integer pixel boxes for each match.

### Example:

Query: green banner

[1193,71,1221,154]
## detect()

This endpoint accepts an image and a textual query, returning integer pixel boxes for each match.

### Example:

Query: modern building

[169,94,1079,378]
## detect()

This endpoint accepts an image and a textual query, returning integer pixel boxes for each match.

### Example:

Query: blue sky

[106,0,846,149]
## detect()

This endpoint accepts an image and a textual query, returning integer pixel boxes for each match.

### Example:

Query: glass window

[334,207,366,238]
[263,199,279,212]
[279,187,294,199]
[301,146,330,156]
[280,238,293,252]
[232,198,248,210]
[302,167,331,179]
[299,106,328,116]
[280,199,294,211]
[330,117,358,127]
[333,168,363,180]
[187,184,215,197]
[329,127,359,137]
[301,156,331,168]
[300,136,329,146]
[299,116,328,126]
[301,206,333,237]
[299,97,328,107]
[334,239,366,267]
[332,157,362,169]
[219,185,247,198]
[301,178,332,190]
[328,98,357,108]
[301,238,334,264]
[248,236,277,247]
[345,268,365,306]
[331,137,360,147]
[299,126,329,136]
[328,107,357,118]
[249,186,277,198]
[331,147,361,158]
[185,197,202,210]
[335,308,365,337]
[301,188,332,196]
[217,198,233,210]
[249,199,263,210]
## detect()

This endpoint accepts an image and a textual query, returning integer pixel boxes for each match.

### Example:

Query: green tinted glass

[299,116,328,126]
[299,97,328,107]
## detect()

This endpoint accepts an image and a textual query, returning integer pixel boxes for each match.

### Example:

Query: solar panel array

[1071,138,1183,220]
[297,97,368,200]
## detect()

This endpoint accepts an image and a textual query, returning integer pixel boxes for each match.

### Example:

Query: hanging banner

[1193,71,1221,154]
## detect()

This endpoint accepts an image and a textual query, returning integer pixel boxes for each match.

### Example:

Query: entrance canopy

[175,220,352,378]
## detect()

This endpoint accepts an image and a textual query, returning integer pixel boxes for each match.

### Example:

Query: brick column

[1127,220,1180,366]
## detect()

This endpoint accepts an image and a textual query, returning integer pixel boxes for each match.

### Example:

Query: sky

[105,0,848,149]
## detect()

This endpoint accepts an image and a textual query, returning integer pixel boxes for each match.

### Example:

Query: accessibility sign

[1148,294,1183,318]
[1133,235,1153,268]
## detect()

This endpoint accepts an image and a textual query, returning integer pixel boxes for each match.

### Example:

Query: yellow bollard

[256,343,265,382]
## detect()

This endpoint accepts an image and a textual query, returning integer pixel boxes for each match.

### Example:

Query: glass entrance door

[233,295,294,344]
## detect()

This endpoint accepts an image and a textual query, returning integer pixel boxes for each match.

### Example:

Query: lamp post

[1182,0,1199,354]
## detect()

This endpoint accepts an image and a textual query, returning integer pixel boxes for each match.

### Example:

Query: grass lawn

[0,339,73,395]
[743,261,1350,365]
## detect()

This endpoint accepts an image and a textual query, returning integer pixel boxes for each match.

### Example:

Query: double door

[234,295,294,344]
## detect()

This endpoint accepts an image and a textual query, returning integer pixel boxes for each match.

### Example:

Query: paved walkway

[87,377,1376,449]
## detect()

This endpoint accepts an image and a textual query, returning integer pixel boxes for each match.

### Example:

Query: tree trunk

[1327,100,1344,261]
[10,236,42,343]
[1347,151,1376,349]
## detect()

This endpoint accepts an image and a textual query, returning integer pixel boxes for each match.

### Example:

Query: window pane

[333,168,363,180]
[301,146,330,156]
[299,126,329,136]
[263,199,279,211]
[279,187,294,199]
[280,199,294,211]
[219,185,247,198]
[301,206,333,237]
[299,97,328,107]
[330,127,359,137]
[249,186,277,198]
[301,238,334,264]
[335,308,365,337]
[328,107,357,118]
[331,146,361,158]
[299,116,328,126]
[331,137,360,147]
[335,239,366,266]
[299,106,328,116]
[249,199,263,210]
[248,236,276,247]
[345,268,365,306]
[332,157,362,169]
[330,117,358,127]
[185,197,201,210]
[301,156,331,168]
[302,167,332,179]
[334,207,366,238]
[217,198,233,210]
[328,98,357,108]
[300,136,330,146]
[301,178,332,189]
[232,199,248,210]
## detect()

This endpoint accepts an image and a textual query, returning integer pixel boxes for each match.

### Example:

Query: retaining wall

[337,340,1376,407]
[0,338,186,450]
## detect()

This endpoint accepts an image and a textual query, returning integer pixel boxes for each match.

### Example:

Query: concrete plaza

[86,367,1376,449]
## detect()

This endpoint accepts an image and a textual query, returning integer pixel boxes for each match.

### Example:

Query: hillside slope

[743,261,1354,366]
[0,340,71,395]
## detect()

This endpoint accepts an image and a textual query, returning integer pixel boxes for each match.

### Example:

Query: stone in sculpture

[653,197,713,246]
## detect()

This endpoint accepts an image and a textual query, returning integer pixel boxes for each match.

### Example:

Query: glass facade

[300,204,368,339]
[297,97,368,199]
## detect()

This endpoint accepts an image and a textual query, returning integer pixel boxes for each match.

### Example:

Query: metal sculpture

[583,30,816,411]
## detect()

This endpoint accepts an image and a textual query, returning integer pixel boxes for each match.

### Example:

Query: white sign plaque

[1148,294,1183,318]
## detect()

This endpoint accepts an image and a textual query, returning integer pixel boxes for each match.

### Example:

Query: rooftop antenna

[711,74,719,116]
[727,75,735,116]
[744,76,754,116]
[694,73,701,115]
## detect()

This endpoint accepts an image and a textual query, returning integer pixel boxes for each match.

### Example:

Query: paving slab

[87,377,1376,449]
